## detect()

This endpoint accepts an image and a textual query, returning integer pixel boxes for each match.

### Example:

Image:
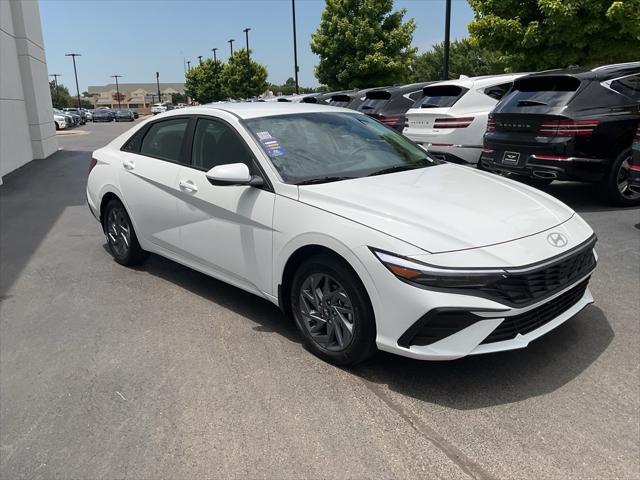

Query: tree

[172,92,188,104]
[50,81,71,108]
[411,38,508,81]
[185,58,226,103]
[468,0,640,71]
[268,77,317,95]
[311,0,416,89]
[219,49,268,99]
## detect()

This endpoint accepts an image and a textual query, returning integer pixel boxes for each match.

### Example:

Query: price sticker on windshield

[257,131,286,157]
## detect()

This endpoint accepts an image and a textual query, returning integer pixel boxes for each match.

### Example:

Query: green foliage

[50,80,71,108]
[219,49,268,99]
[468,0,640,71]
[185,58,226,103]
[311,0,417,89]
[268,77,317,95]
[171,92,188,104]
[411,38,508,81]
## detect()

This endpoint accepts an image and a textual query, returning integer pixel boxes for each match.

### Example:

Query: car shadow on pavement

[136,251,302,344]
[129,248,613,410]
[537,181,640,214]
[350,305,613,410]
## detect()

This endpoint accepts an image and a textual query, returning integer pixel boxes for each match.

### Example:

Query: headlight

[371,249,507,289]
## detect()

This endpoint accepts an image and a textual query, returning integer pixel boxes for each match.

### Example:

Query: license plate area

[502,151,521,165]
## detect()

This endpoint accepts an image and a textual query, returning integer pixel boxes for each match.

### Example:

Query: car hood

[297,163,574,253]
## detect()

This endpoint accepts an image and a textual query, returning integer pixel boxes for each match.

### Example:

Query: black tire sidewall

[290,255,376,366]
[104,199,146,266]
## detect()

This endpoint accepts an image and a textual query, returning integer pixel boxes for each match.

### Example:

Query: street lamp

[49,73,62,107]
[291,0,299,94]
[211,47,218,64]
[228,38,235,56]
[156,71,161,104]
[186,60,191,71]
[198,55,203,65]
[65,53,82,110]
[442,0,451,80]
[243,28,251,97]
[111,74,122,109]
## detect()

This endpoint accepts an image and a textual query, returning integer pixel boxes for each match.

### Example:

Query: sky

[40,0,474,92]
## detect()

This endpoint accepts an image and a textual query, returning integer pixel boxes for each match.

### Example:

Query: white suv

[403,74,526,165]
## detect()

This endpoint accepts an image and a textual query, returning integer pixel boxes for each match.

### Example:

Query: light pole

[243,28,251,97]
[186,60,191,71]
[228,38,235,56]
[156,71,161,104]
[65,53,82,110]
[49,73,61,107]
[111,74,122,109]
[291,0,299,94]
[198,55,203,65]
[442,0,451,80]
[211,47,218,64]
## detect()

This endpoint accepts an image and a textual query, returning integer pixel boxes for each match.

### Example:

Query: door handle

[179,179,198,192]
[122,159,135,170]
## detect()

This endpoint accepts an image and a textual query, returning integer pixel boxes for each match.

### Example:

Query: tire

[290,254,377,366]
[103,199,147,266]
[603,148,640,207]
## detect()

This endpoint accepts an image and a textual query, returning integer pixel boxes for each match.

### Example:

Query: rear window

[484,82,513,101]
[609,74,640,100]
[358,90,391,112]
[414,85,467,108]
[503,76,581,108]
[329,94,352,106]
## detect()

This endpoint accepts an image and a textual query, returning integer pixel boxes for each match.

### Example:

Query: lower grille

[481,278,590,344]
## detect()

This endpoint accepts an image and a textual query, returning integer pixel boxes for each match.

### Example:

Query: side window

[484,82,513,101]
[121,127,145,152]
[140,118,189,162]
[408,90,423,101]
[191,118,254,171]
[610,74,640,101]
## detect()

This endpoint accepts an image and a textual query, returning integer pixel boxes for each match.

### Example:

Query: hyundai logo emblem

[547,232,568,248]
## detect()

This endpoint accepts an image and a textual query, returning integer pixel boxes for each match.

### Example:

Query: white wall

[0,0,57,184]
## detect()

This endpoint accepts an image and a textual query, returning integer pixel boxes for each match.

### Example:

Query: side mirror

[205,163,263,187]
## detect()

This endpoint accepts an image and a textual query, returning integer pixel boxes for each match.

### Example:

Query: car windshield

[245,112,437,184]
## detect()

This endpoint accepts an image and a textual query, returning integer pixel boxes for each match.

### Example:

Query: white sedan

[87,103,597,365]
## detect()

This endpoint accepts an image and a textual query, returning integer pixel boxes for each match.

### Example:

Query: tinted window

[610,74,640,101]
[245,112,436,184]
[191,118,254,171]
[140,118,189,162]
[501,76,581,109]
[415,85,467,108]
[484,82,513,100]
[358,91,391,113]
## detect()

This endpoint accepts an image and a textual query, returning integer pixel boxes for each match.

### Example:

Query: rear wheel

[604,148,640,207]
[290,254,377,366]
[104,199,147,266]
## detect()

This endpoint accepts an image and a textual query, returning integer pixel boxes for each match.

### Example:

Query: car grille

[481,278,590,344]
[478,242,596,306]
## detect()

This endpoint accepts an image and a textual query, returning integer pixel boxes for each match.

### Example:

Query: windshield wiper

[296,176,355,185]
[367,164,426,177]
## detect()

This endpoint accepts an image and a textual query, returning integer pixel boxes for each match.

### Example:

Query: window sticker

[258,132,286,157]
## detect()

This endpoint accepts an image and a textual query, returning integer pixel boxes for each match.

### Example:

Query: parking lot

[1,120,638,479]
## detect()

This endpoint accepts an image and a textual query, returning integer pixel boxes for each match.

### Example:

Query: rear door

[118,116,192,252]
[176,116,276,295]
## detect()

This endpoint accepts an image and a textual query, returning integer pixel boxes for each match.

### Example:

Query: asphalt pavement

[1,119,639,479]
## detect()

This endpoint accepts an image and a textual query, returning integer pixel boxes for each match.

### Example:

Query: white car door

[118,116,191,253]
[176,116,275,295]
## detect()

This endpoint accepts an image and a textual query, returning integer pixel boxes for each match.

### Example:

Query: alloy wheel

[107,206,131,258]
[617,156,640,200]
[298,274,355,352]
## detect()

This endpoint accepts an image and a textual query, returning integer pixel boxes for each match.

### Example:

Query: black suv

[357,83,432,131]
[481,62,640,206]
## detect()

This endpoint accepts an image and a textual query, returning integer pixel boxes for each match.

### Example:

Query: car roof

[524,62,640,81]
[157,102,356,119]
[424,73,528,89]
[366,82,433,96]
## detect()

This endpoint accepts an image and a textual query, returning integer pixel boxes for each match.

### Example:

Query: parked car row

[269,62,640,206]
[53,108,83,130]
[92,108,139,122]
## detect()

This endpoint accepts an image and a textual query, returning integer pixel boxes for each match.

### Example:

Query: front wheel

[104,199,147,266]
[290,254,377,366]
[604,148,640,207]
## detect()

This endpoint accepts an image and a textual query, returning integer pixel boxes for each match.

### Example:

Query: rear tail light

[89,157,98,173]
[539,119,600,136]
[482,148,494,153]
[433,117,474,129]
[531,154,571,161]
[486,115,496,133]
[379,115,402,127]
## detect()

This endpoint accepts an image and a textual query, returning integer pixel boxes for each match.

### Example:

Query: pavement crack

[359,378,495,480]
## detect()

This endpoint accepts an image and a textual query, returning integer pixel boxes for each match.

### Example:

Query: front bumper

[480,150,609,182]
[359,215,596,360]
